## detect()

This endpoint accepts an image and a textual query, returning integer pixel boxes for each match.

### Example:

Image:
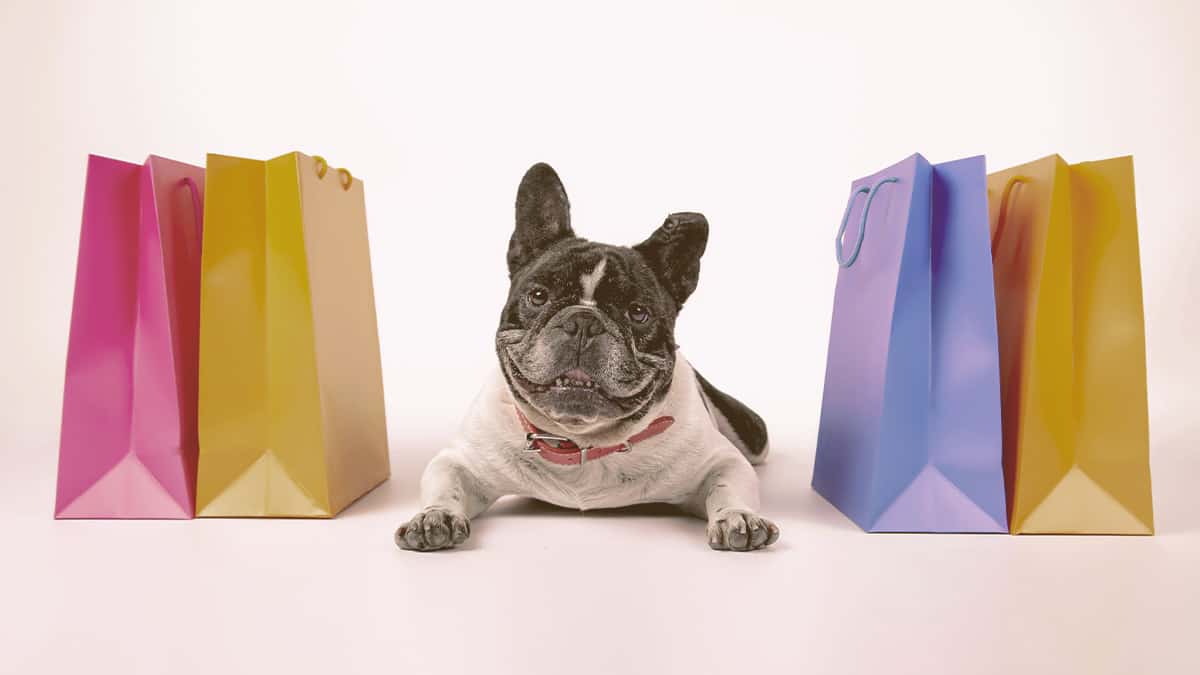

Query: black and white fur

[395,163,777,551]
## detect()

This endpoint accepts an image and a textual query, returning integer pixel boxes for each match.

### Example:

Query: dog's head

[495,163,708,435]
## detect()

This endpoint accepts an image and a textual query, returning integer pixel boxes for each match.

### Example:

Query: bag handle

[835,176,898,268]
[180,177,203,241]
[312,155,354,191]
[991,175,1028,251]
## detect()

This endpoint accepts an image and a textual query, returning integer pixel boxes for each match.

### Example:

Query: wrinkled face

[496,164,708,432]
[498,242,676,427]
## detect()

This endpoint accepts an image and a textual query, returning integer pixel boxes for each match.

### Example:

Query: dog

[394,163,778,552]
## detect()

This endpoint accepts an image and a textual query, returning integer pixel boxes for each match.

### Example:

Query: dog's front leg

[688,457,780,552]
[395,450,499,552]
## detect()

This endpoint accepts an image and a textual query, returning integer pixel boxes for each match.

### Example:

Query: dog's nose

[561,311,605,338]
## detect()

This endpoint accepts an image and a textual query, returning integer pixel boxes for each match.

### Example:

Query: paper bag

[989,155,1153,534]
[56,155,204,518]
[196,152,389,517]
[813,154,1008,532]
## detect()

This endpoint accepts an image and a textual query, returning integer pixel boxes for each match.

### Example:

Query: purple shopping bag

[55,155,204,518]
[812,154,1008,532]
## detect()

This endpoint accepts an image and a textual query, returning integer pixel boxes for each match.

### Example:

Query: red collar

[515,406,675,466]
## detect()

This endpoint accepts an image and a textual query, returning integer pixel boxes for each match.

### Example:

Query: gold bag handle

[991,175,1028,251]
[312,155,354,191]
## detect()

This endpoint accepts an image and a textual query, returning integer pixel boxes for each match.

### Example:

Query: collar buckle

[524,431,571,453]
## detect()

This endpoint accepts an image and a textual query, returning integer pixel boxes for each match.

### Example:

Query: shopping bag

[813,154,1008,532]
[196,152,389,517]
[989,155,1153,534]
[55,154,204,518]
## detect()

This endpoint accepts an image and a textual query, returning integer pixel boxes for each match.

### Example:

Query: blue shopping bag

[812,154,1008,532]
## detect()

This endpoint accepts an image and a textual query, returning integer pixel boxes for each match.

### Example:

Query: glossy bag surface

[813,154,1008,532]
[989,155,1153,534]
[55,155,204,518]
[196,152,389,517]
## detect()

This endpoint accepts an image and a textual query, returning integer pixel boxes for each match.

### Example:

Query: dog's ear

[634,212,709,309]
[509,163,574,276]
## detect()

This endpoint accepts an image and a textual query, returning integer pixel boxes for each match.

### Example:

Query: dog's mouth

[552,367,596,390]
[505,357,654,405]
[508,362,606,397]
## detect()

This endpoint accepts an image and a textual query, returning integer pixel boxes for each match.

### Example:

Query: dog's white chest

[460,365,731,512]
[510,453,669,511]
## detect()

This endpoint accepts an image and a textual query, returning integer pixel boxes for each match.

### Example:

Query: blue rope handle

[834,185,870,267]
[835,176,899,268]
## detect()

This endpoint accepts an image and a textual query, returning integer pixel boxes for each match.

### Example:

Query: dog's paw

[394,508,471,552]
[707,510,780,552]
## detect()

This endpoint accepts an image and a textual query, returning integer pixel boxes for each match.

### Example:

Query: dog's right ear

[509,163,574,276]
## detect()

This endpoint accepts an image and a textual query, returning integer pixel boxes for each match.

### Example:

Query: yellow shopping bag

[196,152,389,517]
[989,155,1152,534]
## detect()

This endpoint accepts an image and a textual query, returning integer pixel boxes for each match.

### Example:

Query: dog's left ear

[634,212,709,309]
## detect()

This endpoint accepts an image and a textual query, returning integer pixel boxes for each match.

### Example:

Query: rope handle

[180,177,203,242]
[312,155,354,191]
[835,185,870,267]
[835,176,898,268]
[991,175,1028,251]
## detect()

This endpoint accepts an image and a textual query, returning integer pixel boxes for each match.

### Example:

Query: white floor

[7,422,1198,675]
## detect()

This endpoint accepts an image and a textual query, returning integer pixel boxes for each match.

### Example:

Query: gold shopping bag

[989,155,1152,534]
[196,152,389,517]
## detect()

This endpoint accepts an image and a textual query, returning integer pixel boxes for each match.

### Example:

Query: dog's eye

[527,287,549,307]
[627,303,650,324]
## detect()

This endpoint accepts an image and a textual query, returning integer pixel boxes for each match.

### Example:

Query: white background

[2,1,1198,673]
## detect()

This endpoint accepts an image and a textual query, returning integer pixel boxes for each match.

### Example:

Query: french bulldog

[395,163,778,552]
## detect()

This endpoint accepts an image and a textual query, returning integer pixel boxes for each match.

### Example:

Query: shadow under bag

[196,152,389,517]
[813,154,1008,532]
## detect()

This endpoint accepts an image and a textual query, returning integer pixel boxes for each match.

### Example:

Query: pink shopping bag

[55,155,204,518]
